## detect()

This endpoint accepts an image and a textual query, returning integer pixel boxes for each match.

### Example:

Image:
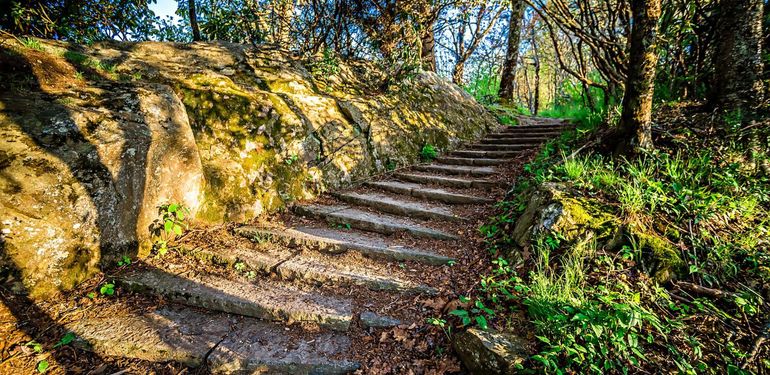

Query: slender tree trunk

[498,0,526,103]
[617,0,661,153]
[274,0,295,50]
[452,61,465,84]
[713,0,764,111]
[420,18,437,72]
[188,0,201,41]
[531,26,541,115]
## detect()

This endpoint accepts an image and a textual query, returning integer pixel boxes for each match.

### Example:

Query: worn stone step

[506,123,573,130]
[451,150,521,159]
[277,254,437,295]
[486,132,559,139]
[235,225,454,265]
[414,164,497,177]
[370,180,495,203]
[467,143,538,152]
[67,305,359,373]
[294,204,458,240]
[435,156,509,166]
[118,268,353,331]
[480,137,549,145]
[333,191,462,221]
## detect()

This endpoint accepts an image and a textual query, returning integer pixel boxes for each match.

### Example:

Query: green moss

[632,229,685,283]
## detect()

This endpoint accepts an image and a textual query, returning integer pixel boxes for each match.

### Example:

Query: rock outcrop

[0,38,496,296]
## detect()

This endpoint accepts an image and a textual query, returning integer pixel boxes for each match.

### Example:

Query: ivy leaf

[475,315,488,330]
[37,360,49,373]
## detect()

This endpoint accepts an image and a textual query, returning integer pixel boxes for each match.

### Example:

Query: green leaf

[173,224,182,236]
[475,315,488,330]
[449,309,469,318]
[164,220,173,233]
[168,203,179,213]
[54,332,76,348]
[37,360,49,373]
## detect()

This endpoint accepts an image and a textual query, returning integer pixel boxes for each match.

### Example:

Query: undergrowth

[453,102,770,374]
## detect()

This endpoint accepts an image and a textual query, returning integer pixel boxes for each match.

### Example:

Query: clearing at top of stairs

[333,191,463,221]
[118,268,354,331]
[294,204,458,240]
[235,225,454,265]
[67,305,359,374]
[368,180,494,203]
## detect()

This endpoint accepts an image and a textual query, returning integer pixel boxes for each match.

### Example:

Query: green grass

[20,37,44,51]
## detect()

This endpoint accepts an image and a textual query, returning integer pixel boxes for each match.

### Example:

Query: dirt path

[0,117,572,374]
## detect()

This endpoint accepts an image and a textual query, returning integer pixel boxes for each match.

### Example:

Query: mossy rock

[628,227,685,283]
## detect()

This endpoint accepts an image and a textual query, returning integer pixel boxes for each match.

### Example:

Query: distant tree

[712,0,764,111]
[188,0,201,41]
[617,0,661,152]
[498,0,526,102]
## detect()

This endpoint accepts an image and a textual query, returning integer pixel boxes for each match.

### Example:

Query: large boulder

[0,38,496,296]
[453,328,530,374]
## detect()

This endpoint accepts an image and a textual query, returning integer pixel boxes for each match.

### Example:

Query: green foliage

[539,80,616,130]
[465,68,501,104]
[150,203,190,257]
[99,282,115,296]
[450,297,494,330]
[21,37,44,51]
[53,332,76,349]
[427,317,452,339]
[117,255,131,267]
[36,360,49,373]
[310,48,341,77]
[420,144,439,161]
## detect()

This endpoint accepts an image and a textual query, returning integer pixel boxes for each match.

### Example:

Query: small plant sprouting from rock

[117,255,131,267]
[420,144,438,161]
[99,282,115,296]
[150,203,190,257]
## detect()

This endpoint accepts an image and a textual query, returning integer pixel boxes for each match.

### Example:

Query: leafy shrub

[421,144,438,161]
[150,203,189,256]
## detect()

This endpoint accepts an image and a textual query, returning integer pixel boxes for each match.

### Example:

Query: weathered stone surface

[119,268,353,331]
[276,253,436,294]
[235,225,454,265]
[485,133,557,139]
[0,37,496,296]
[67,305,358,373]
[0,81,203,297]
[369,180,493,203]
[467,143,536,151]
[294,204,458,240]
[453,328,529,375]
[480,138,549,145]
[414,164,497,177]
[360,311,401,328]
[208,328,359,374]
[391,174,500,190]
[334,191,462,221]
[435,157,509,166]
[450,150,521,159]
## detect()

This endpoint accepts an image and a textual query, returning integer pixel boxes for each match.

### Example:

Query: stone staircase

[68,118,573,373]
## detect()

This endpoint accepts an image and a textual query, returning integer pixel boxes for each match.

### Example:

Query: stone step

[451,150,521,159]
[183,243,434,294]
[485,132,558,139]
[118,268,353,331]
[388,172,499,191]
[235,225,454,265]
[435,156,509,166]
[480,137,549,145]
[67,305,359,373]
[294,204,457,240]
[277,254,437,295]
[414,164,497,177]
[333,191,462,221]
[507,123,573,130]
[467,143,537,152]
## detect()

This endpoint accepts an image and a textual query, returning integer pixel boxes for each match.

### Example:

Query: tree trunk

[713,0,764,111]
[617,0,661,153]
[420,18,437,72]
[274,0,295,50]
[531,26,541,115]
[498,0,526,103]
[452,61,465,85]
[188,0,201,41]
